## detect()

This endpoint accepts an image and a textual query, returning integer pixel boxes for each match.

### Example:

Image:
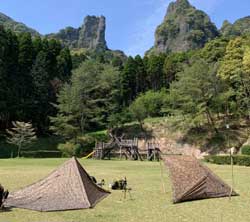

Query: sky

[0,0,250,56]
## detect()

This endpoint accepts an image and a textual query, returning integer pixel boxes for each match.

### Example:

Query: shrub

[204,155,250,166]
[241,145,250,155]
[58,142,79,157]
[76,136,95,156]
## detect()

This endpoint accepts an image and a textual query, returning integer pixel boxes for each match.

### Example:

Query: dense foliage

[1,19,250,155]
[50,60,120,140]
[241,145,250,155]
[0,26,72,133]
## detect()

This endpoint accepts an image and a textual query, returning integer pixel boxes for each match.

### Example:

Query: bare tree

[6,121,37,158]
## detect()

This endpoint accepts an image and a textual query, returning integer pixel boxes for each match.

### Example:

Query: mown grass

[0,159,250,222]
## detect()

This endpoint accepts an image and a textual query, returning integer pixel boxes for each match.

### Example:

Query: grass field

[0,159,250,222]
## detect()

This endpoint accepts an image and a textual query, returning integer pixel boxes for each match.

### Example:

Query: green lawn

[0,159,249,222]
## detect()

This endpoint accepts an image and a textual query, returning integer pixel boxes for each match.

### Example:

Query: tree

[56,48,72,81]
[0,26,9,129]
[218,36,250,118]
[163,52,188,87]
[167,60,221,132]
[6,121,37,157]
[129,90,167,129]
[5,30,19,126]
[242,46,250,118]
[146,54,166,91]
[134,55,147,94]
[201,37,229,63]
[120,57,137,106]
[129,97,147,130]
[30,51,50,132]
[50,61,120,139]
[18,32,34,119]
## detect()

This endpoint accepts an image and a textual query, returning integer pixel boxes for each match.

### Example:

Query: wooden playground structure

[93,133,161,161]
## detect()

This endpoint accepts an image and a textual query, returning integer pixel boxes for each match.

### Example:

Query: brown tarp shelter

[6,157,110,211]
[163,155,238,203]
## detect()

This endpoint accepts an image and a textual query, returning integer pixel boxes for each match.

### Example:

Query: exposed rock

[150,0,219,54]
[47,15,107,51]
[221,16,250,37]
[78,16,107,51]
[46,26,80,48]
[0,12,40,36]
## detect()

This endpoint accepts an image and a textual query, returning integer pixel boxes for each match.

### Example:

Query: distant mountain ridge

[0,12,40,36]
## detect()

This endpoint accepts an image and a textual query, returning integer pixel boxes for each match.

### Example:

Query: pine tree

[30,51,50,132]
[120,57,137,106]
[5,30,19,125]
[146,54,166,91]
[0,26,8,128]
[134,55,146,94]
[18,32,34,119]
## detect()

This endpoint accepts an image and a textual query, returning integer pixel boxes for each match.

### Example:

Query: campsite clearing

[0,159,250,222]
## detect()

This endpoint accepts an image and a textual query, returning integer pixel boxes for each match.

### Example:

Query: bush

[85,131,108,142]
[204,155,250,166]
[241,145,250,155]
[58,142,80,157]
[76,136,95,156]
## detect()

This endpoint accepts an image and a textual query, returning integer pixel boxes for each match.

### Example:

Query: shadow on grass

[0,207,13,212]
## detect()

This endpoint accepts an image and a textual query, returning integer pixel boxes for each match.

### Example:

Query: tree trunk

[206,108,219,134]
[17,144,21,158]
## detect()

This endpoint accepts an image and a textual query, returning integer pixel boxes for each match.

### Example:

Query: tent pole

[227,124,234,199]
[159,158,166,194]
[230,148,234,199]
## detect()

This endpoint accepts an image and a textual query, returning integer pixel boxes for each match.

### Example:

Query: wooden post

[120,145,122,160]
[147,143,149,160]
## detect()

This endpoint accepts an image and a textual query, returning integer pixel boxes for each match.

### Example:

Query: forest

[1,23,250,157]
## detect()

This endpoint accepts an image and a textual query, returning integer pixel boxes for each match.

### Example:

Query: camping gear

[0,184,9,209]
[6,157,110,211]
[110,178,127,190]
[109,177,132,200]
[163,155,238,203]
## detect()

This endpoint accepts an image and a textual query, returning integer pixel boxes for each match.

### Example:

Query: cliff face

[221,16,250,37]
[47,16,107,51]
[0,12,40,36]
[78,16,107,50]
[150,0,219,54]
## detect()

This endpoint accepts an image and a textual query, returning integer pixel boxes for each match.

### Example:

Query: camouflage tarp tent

[163,155,238,203]
[6,157,110,211]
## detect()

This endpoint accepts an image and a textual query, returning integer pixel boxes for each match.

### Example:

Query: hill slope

[0,12,40,36]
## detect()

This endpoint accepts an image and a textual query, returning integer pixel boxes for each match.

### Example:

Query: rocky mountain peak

[148,0,219,54]
[46,15,108,51]
[166,0,192,15]
[78,15,107,50]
